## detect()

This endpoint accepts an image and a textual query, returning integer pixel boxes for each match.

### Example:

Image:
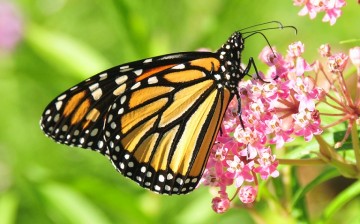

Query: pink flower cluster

[316,44,360,148]
[293,0,347,25]
[201,41,324,213]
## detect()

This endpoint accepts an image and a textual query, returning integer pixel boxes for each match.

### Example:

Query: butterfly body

[40,31,247,194]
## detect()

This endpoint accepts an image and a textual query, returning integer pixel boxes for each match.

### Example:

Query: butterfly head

[215,32,246,91]
[218,31,245,63]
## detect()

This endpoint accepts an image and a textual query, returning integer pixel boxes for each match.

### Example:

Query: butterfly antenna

[242,24,297,65]
[244,31,275,54]
[239,21,284,32]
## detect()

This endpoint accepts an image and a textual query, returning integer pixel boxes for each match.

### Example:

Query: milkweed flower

[239,185,258,204]
[203,42,360,213]
[316,46,360,148]
[211,191,231,213]
[202,41,325,213]
[293,0,347,25]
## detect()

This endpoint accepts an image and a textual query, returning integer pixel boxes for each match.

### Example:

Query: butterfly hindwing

[103,58,232,194]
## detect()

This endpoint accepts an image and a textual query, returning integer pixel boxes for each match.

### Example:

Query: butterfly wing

[104,57,232,194]
[40,52,232,194]
[40,52,214,154]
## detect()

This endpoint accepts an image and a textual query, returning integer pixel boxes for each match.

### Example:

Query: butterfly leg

[243,57,272,82]
[235,57,259,130]
[242,57,262,79]
[234,91,245,129]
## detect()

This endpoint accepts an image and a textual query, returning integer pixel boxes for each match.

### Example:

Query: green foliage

[0,0,359,223]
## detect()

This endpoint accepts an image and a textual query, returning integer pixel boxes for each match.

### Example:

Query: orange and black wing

[40,52,232,194]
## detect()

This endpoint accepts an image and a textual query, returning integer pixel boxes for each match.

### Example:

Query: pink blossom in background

[327,52,348,72]
[211,191,231,213]
[293,0,347,25]
[319,44,331,57]
[317,45,360,148]
[0,1,23,52]
[239,186,258,204]
[349,47,360,69]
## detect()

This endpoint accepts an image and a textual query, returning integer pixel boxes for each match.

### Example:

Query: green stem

[278,158,325,166]
[314,135,359,178]
[351,124,360,171]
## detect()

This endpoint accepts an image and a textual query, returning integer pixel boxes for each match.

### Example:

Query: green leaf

[292,168,340,208]
[39,182,111,224]
[24,23,111,79]
[0,191,19,224]
[320,180,360,222]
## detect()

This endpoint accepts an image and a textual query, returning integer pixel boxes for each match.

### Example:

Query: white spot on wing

[98,140,104,148]
[99,73,108,81]
[176,178,183,185]
[130,82,141,90]
[73,130,80,136]
[120,65,129,70]
[160,54,186,60]
[120,95,126,104]
[90,128,98,136]
[134,69,143,76]
[62,125,68,132]
[91,88,102,100]
[158,175,165,182]
[57,94,66,100]
[148,76,158,84]
[172,64,185,69]
[89,83,99,91]
[55,101,63,110]
[54,114,60,122]
[110,122,117,129]
[214,74,221,80]
[113,84,126,96]
[115,75,128,85]
[167,173,173,180]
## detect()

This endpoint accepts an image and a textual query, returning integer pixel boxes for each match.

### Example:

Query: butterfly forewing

[40,52,216,154]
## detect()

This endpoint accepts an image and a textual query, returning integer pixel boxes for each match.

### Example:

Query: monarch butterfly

[40,21,294,195]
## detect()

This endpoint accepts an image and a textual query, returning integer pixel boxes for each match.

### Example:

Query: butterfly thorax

[216,32,246,94]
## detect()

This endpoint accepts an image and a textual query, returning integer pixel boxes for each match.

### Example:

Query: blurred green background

[0,0,359,223]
